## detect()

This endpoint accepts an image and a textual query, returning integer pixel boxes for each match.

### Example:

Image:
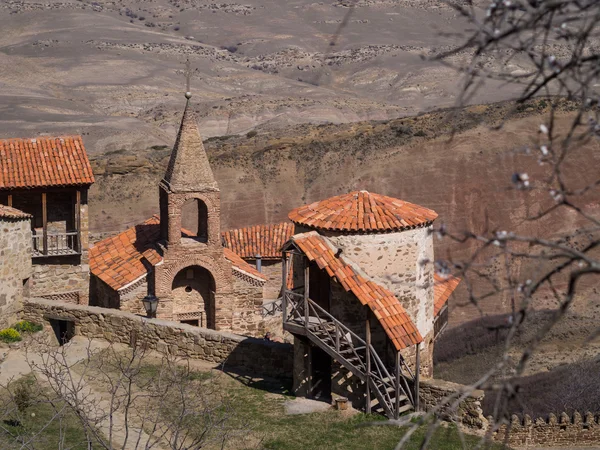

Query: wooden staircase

[283,291,416,419]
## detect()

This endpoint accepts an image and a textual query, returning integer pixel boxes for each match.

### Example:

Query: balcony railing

[32,231,80,257]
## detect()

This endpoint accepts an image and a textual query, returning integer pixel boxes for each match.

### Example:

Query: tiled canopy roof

[90,216,266,291]
[291,232,423,351]
[433,273,461,315]
[0,204,31,220]
[289,190,437,233]
[0,136,95,190]
[90,217,163,291]
[222,222,295,260]
[223,247,267,281]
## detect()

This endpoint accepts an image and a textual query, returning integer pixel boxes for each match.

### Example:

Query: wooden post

[395,351,401,419]
[281,253,287,321]
[307,344,313,398]
[75,189,81,252]
[304,260,310,329]
[7,194,12,207]
[42,192,48,256]
[365,310,371,414]
[414,343,420,412]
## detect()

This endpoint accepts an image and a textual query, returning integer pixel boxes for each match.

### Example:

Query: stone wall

[0,216,32,328]
[419,378,487,429]
[23,298,293,379]
[244,259,283,301]
[229,274,264,336]
[31,256,89,304]
[491,412,600,448]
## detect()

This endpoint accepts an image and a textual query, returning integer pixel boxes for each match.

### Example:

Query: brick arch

[157,254,231,297]
[175,192,217,210]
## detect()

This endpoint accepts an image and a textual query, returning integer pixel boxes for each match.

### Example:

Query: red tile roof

[90,217,266,291]
[222,222,295,260]
[433,274,461,315]
[0,204,31,220]
[0,136,95,190]
[223,247,267,281]
[289,191,437,233]
[292,232,422,351]
[89,217,163,291]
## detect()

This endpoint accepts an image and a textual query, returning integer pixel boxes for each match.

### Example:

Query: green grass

[0,377,93,449]
[219,373,501,450]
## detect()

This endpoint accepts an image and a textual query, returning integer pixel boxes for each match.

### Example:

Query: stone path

[0,336,167,450]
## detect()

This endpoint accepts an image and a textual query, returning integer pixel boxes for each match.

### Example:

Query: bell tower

[158,93,221,248]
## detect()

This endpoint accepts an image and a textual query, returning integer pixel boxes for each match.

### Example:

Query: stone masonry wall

[0,217,32,328]
[229,275,264,336]
[23,298,293,379]
[31,257,89,304]
[419,378,487,429]
[244,260,283,301]
[491,412,600,448]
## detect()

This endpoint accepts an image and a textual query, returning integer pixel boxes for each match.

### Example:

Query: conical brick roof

[288,190,437,233]
[162,98,218,192]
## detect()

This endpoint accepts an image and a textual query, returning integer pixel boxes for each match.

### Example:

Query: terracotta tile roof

[0,136,95,190]
[289,190,437,233]
[89,216,162,291]
[292,231,422,351]
[90,216,266,291]
[223,247,267,282]
[433,273,461,315]
[222,222,295,260]
[0,204,31,220]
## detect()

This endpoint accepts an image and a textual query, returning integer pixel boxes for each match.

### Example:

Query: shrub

[414,130,427,137]
[12,321,43,334]
[14,383,32,413]
[246,130,258,138]
[0,328,22,343]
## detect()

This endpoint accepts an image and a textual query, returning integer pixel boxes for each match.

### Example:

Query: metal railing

[283,291,415,418]
[32,231,80,257]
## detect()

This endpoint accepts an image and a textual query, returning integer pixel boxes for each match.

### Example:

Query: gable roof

[0,136,94,190]
[222,222,295,260]
[433,273,461,315]
[89,216,163,291]
[0,204,31,220]
[290,231,422,351]
[289,190,437,233]
[90,216,266,291]
[161,97,217,193]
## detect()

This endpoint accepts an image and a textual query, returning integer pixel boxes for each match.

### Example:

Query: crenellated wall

[492,411,600,448]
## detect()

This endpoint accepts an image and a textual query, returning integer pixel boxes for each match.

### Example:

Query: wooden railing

[32,231,80,257]
[434,304,449,339]
[283,291,415,419]
[261,298,283,317]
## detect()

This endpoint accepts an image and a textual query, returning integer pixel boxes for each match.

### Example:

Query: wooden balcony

[32,231,80,257]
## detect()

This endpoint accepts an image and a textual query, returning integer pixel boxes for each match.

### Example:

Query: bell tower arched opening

[181,198,208,242]
[171,265,216,328]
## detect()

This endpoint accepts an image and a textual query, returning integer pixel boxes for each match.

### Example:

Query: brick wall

[492,412,600,448]
[0,216,32,328]
[23,298,293,379]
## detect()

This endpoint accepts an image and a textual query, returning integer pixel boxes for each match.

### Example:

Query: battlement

[491,411,600,448]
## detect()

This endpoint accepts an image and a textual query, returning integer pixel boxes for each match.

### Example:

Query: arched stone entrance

[171,265,216,328]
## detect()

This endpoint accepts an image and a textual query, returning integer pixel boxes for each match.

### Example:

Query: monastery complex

[0,95,460,419]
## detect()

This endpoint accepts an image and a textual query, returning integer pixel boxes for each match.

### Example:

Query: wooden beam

[365,310,371,414]
[7,194,12,207]
[415,343,420,412]
[395,351,401,419]
[307,344,313,398]
[75,189,81,252]
[304,260,310,329]
[42,192,48,256]
[281,253,288,321]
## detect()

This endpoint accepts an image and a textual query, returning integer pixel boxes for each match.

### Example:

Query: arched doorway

[171,265,215,328]
[181,198,208,242]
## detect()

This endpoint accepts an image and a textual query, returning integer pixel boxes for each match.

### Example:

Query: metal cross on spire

[184,58,192,99]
